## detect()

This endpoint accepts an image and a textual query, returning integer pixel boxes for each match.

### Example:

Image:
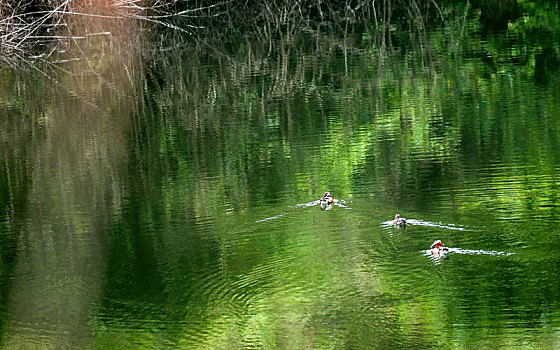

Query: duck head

[430,239,444,249]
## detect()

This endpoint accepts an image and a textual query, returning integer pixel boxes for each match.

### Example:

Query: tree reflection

[0,1,560,348]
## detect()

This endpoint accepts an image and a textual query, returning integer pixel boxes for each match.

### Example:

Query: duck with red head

[430,239,449,256]
[320,192,334,210]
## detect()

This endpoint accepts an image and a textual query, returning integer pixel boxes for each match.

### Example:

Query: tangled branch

[0,0,232,63]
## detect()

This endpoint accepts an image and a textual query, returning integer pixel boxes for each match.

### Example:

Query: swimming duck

[430,239,449,256]
[320,192,334,204]
[320,192,334,210]
[393,214,407,227]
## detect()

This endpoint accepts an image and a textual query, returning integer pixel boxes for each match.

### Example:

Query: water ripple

[423,247,515,259]
[381,219,470,231]
[255,198,353,223]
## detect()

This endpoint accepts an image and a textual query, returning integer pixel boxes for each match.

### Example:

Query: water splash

[255,214,285,223]
[332,199,353,210]
[423,248,515,258]
[425,250,449,265]
[256,199,352,223]
[292,200,321,208]
[446,247,515,256]
[381,219,469,231]
[291,199,352,210]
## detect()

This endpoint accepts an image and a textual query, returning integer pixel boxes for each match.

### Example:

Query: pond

[1,2,560,349]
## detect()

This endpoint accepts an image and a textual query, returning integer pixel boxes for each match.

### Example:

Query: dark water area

[1,2,560,349]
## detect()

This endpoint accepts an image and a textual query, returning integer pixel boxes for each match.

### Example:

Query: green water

[1,2,560,349]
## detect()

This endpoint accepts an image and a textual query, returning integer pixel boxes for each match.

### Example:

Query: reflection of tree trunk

[1,10,139,349]
[474,0,520,33]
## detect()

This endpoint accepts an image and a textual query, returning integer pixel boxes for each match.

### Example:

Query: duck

[430,239,449,256]
[320,192,334,210]
[320,192,334,204]
[393,214,407,227]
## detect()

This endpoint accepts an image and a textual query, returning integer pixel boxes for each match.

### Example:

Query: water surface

[1,2,560,349]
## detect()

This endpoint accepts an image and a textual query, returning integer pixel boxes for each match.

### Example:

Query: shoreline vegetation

[1,0,556,67]
[0,0,448,65]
